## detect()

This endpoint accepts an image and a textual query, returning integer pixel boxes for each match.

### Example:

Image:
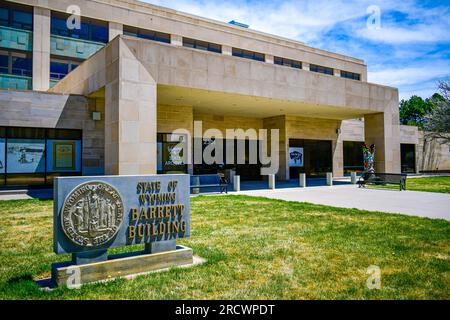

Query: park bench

[357,173,407,191]
[190,174,228,194]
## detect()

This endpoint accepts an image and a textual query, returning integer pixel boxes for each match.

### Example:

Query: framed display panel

[46,140,81,172]
[6,138,45,173]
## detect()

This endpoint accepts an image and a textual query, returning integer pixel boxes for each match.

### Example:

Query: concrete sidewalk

[235,185,450,220]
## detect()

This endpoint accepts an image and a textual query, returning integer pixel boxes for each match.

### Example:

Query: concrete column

[326,172,333,186]
[299,173,306,188]
[233,175,240,192]
[364,111,401,173]
[351,172,357,184]
[334,69,341,77]
[302,62,310,71]
[109,22,123,41]
[222,45,232,56]
[265,54,274,64]
[332,125,344,177]
[104,38,157,175]
[170,34,183,46]
[268,174,275,189]
[32,7,50,91]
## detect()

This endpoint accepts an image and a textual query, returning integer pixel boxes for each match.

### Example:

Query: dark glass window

[274,56,302,69]
[0,52,8,74]
[232,48,265,62]
[123,26,171,44]
[343,141,364,174]
[0,7,9,26]
[11,52,32,77]
[183,38,222,53]
[157,133,188,174]
[289,139,333,178]
[310,64,334,75]
[0,50,32,77]
[401,144,416,173]
[12,9,33,30]
[0,2,33,30]
[51,12,108,43]
[50,58,80,80]
[341,70,361,81]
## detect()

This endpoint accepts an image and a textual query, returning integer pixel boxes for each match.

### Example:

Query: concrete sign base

[51,245,193,286]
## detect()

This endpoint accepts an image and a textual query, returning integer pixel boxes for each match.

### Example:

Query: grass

[368,176,450,193]
[0,196,449,300]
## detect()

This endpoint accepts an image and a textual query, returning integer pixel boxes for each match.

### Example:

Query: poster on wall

[53,141,75,170]
[0,138,5,174]
[46,140,81,172]
[6,139,45,173]
[288,147,304,167]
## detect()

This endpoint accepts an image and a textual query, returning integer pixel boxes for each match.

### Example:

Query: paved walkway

[235,184,450,220]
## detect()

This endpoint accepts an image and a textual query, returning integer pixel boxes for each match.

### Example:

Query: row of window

[0,49,82,81]
[340,70,361,81]
[123,26,170,44]
[0,2,362,82]
[0,2,33,31]
[51,12,108,43]
[0,50,32,77]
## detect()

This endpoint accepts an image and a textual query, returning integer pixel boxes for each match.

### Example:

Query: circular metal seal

[60,181,124,247]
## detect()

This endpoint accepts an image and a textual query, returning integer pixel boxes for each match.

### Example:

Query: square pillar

[364,112,401,173]
[332,139,344,177]
[222,45,232,56]
[170,34,183,46]
[32,7,50,91]
[302,62,310,71]
[104,39,157,175]
[109,22,123,41]
[265,54,274,64]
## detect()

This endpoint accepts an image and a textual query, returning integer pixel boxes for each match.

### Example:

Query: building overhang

[50,35,399,120]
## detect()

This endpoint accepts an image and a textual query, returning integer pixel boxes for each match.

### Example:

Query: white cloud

[142,0,450,99]
[368,63,450,87]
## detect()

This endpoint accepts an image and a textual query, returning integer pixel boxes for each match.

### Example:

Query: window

[0,50,32,77]
[157,133,188,174]
[343,141,364,174]
[183,37,222,53]
[340,70,361,81]
[51,12,108,43]
[289,139,332,177]
[123,26,171,44]
[0,126,82,186]
[50,57,80,80]
[401,144,416,173]
[310,64,334,75]
[274,56,302,69]
[232,48,265,62]
[0,2,33,31]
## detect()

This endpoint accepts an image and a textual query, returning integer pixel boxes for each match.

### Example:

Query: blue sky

[143,0,450,101]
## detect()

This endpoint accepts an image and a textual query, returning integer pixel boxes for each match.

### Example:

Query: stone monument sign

[52,174,192,286]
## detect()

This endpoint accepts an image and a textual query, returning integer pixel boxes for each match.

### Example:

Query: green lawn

[368,176,450,193]
[0,196,449,300]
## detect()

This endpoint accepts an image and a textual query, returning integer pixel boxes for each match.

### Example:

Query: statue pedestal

[51,245,193,287]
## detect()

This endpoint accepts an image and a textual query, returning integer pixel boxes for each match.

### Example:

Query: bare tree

[423,80,450,144]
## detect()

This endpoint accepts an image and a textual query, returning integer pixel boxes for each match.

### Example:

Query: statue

[362,143,375,181]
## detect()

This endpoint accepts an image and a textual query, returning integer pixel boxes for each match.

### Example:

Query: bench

[357,173,407,191]
[190,174,228,194]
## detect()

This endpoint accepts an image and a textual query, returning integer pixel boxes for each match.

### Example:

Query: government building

[0,0,448,187]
